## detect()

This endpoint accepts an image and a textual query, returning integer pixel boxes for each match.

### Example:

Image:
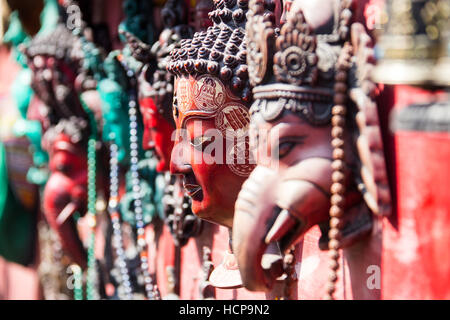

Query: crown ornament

[273,11,319,87]
[246,0,276,87]
[168,0,253,103]
[246,0,354,125]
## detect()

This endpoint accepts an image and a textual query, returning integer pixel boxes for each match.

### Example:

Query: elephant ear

[348,23,391,216]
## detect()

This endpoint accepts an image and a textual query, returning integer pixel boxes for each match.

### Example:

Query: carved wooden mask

[233,0,390,291]
[167,0,256,228]
[41,119,90,268]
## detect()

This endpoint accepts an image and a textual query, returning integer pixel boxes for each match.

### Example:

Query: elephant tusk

[56,202,78,226]
[264,209,299,245]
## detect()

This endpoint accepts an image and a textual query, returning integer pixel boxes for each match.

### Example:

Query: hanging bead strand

[86,136,99,300]
[323,0,354,301]
[108,143,134,299]
[80,97,100,300]
[120,57,160,300]
[71,264,83,300]
[324,42,353,300]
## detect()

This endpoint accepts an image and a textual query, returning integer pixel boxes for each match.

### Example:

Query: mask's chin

[191,197,234,228]
[190,196,212,221]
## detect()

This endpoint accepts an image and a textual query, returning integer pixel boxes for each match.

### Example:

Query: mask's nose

[232,165,280,291]
[43,173,72,211]
[265,158,334,249]
[169,139,192,176]
[170,155,192,176]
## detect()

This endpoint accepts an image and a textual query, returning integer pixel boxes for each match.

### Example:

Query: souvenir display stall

[0,0,449,300]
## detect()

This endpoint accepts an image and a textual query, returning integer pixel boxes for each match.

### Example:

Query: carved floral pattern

[273,11,319,86]
[246,0,276,87]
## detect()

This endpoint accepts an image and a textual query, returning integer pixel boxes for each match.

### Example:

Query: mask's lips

[183,182,202,198]
[56,201,78,226]
[182,173,203,201]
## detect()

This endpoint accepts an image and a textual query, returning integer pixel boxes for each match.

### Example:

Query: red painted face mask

[170,75,254,228]
[139,96,175,172]
[42,132,88,267]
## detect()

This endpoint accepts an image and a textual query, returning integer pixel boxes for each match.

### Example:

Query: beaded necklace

[119,57,160,300]
[324,0,353,300]
[80,98,99,300]
[86,138,97,300]
[71,264,83,300]
[108,143,134,299]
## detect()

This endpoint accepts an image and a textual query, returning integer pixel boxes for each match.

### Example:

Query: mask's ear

[348,22,391,217]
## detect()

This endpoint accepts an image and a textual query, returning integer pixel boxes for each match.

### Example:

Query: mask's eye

[190,135,214,151]
[277,141,296,159]
[275,136,306,159]
[55,162,72,175]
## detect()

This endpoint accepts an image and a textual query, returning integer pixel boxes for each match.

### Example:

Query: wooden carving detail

[233,0,391,295]
[349,23,391,216]
[273,11,319,86]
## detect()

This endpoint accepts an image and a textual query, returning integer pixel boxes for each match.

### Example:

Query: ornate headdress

[167,0,265,177]
[246,0,354,125]
[42,116,90,151]
[125,0,194,122]
[167,0,255,103]
[24,23,89,124]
